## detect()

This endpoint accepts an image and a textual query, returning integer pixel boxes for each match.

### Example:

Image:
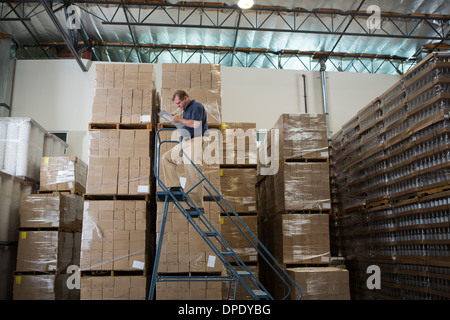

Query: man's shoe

[169,186,183,193]
[186,207,205,216]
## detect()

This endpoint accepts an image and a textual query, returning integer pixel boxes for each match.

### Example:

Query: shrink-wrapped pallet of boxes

[256,113,338,300]
[40,156,87,194]
[13,192,83,300]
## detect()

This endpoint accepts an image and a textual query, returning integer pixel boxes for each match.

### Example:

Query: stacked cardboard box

[159,63,222,126]
[220,216,258,263]
[286,267,350,300]
[263,114,329,160]
[221,122,257,166]
[156,130,221,193]
[16,230,81,273]
[80,200,147,272]
[155,201,222,274]
[256,113,340,300]
[220,168,257,213]
[19,193,83,230]
[155,201,223,300]
[92,64,154,124]
[257,162,331,214]
[154,126,224,299]
[80,276,147,300]
[218,122,259,300]
[13,274,78,300]
[40,156,87,194]
[86,130,151,195]
[261,214,331,265]
[13,193,83,300]
[221,264,259,300]
[156,279,222,300]
[82,63,158,300]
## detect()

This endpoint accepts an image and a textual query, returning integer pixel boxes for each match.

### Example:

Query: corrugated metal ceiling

[0,0,449,74]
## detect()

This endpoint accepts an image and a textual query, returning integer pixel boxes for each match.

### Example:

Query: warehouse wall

[221,66,400,134]
[11,59,94,162]
[10,60,400,162]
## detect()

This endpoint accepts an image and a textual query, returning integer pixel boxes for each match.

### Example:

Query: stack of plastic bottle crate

[329,52,450,300]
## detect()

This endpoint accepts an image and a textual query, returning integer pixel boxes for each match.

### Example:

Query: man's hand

[171,114,181,123]
[170,114,200,128]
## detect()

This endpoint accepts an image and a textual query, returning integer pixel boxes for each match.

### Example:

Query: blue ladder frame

[148,128,302,300]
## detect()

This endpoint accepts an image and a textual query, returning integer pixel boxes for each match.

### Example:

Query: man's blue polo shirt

[182,99,208,138]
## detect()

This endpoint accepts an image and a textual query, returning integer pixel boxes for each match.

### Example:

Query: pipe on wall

[0,36,15,116]
[320,58,330,136]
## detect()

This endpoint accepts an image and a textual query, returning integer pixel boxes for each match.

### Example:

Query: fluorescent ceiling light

[238,0,254,9]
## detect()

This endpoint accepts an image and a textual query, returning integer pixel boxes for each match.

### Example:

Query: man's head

[172,90,191,111]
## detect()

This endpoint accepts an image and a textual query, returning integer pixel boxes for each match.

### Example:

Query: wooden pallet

[89,123,152,131]
[13,270,57,276]
[156,122,222,130]
[281,157,329,163]
[80,270,145,277]
[275,209,332,215]
[83,194,151,201]
[37,189,84,196]
[279,262,332,270]
[418,184,450,198]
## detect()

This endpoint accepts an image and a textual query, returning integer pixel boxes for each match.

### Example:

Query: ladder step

[236,271,251,277]
[187,211,201,217]
[204,232,218,237]
[221,252,236,257]
[252,290,270,299]
[156,191,185,202]
[156,275,234,282]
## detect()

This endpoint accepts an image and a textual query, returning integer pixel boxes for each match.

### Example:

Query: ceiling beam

[39,0,88,71]
[22,40,412,61]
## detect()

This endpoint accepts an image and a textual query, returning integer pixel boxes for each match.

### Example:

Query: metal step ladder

[148,128,302,300]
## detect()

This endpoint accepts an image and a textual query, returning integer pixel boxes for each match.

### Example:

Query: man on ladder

[161,89,209,214]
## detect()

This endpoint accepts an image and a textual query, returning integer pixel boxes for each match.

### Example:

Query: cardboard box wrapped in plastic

[80,200,147,272]
[40,156,87,194]
[20,193,83,229]
[220,168,257,213]
[286,267,350,300]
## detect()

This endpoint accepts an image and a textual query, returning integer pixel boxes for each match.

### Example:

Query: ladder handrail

[153,129,268,300]
[154,128,303,300]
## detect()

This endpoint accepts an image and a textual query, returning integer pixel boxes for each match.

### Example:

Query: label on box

[140,115,151,122]
[132,260,145,270]
[15,276,21,284]
[68,181,73,189]
[321,152,328,157]
[321,256,330,262]
[248,206,256,211]
[21,232,26,239]
[44,157,49,164]
[207,255,216,268]
[48,264,56,271]
[180,177,186,188]
[323,203,331,209]
[220,169,223,177]
[137,185,149,193]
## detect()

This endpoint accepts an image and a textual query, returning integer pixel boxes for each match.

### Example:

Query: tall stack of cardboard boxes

[330,52,450,300]
[154,64,224,300]
[80,63,157,300]
[159,63,222,126]
[13,156,86,300]
[219,122,259,300]
[256,113,350,300]
[0,118,66,299]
